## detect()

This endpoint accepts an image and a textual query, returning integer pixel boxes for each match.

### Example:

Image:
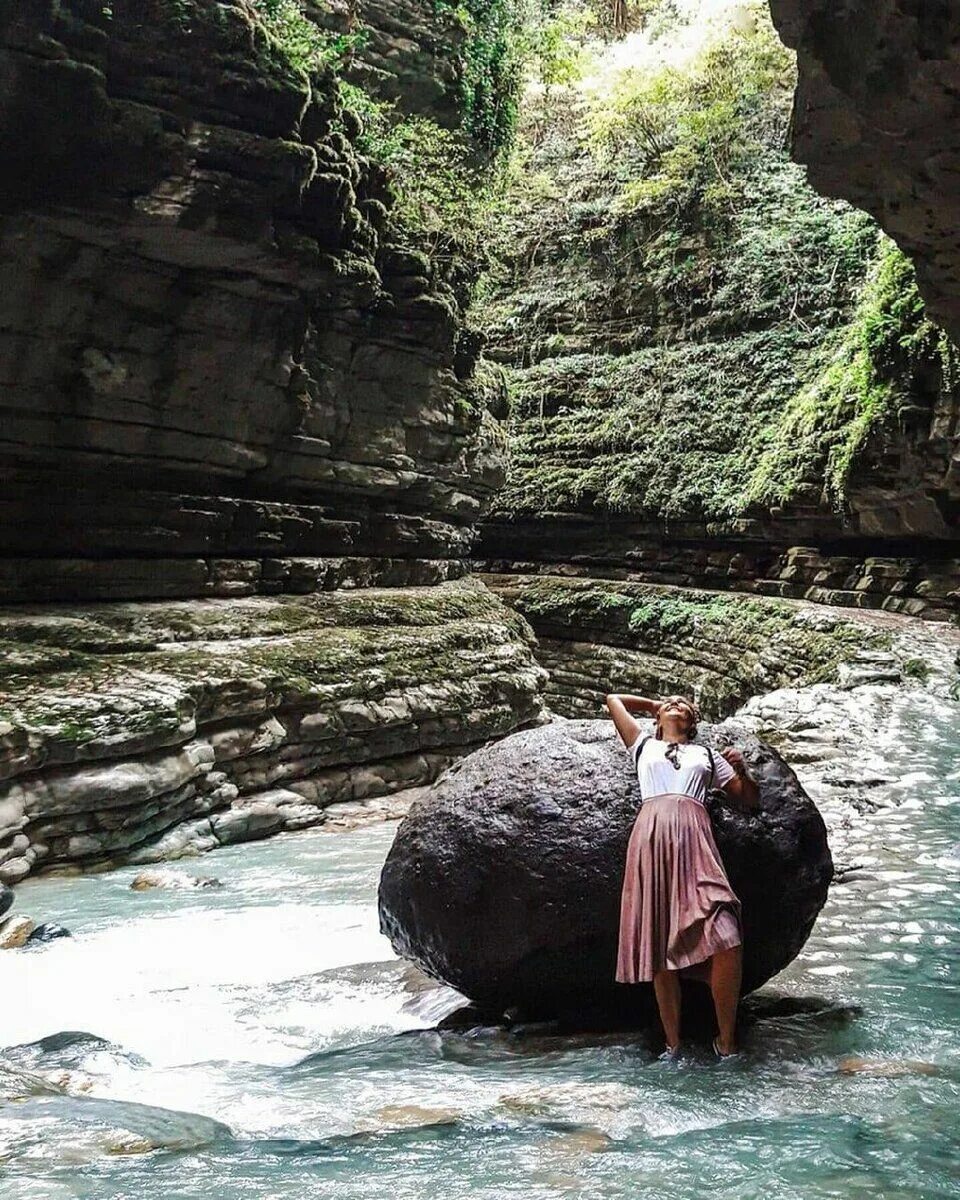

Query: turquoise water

[1,700,958,1199]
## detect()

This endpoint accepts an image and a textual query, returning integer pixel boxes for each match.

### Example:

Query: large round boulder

[379,719,832,1021]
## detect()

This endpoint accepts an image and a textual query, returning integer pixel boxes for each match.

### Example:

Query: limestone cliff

[0,579,544,883]
[475,3,959,621]
[0,0,502,603]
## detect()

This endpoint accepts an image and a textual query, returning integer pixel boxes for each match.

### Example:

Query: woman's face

[661,696,696,734]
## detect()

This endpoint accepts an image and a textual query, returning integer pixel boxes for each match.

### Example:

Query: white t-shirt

[628,732,735,803]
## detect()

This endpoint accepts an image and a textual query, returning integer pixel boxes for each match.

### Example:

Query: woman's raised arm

[605,694,661,750]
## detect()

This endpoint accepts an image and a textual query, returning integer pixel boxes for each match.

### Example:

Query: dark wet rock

[0,1,507,602]
[25,923,73,946]
[2,1031,149,1074]
[379,719,833,1021]
[0,883,12,918]
[741,994,864,1027]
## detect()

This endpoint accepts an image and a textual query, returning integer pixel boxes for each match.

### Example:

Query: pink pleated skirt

[616,792,742,983]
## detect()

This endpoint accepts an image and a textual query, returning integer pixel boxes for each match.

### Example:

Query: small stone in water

[547,1128,614,1156]
[838,1057,938,1077]
[363,1104,460,1131]
[130,871,222,891]
[0,916,35,948]
[104,1134,159,1156]
[26,923,72,946]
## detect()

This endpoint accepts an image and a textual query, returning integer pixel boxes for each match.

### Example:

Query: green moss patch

[489,573,889,711]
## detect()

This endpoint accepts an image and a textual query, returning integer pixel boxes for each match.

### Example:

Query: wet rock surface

[480,574,890,719]
[0,916,36,949]
[379,718,832,1020]
[0,0,505,602]
[24,923,73,947]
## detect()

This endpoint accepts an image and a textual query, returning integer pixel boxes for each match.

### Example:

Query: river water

[2,662,959,1198]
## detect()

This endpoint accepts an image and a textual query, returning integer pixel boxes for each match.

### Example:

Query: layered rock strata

[379,719,832,1019]
[482,573,893,719]
[0,0,503,602]
[477,543,960,622]
[0,579,546,883]
[768,0,960,346]
[476,6,959,617]
[312,0,468,127]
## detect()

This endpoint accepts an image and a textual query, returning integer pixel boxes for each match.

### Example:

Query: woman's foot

[713,1036,740,1060]
[657,1043,681,1062]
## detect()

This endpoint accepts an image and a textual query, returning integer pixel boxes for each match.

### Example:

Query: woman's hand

[721,748,746,773]
[720,747,761,810]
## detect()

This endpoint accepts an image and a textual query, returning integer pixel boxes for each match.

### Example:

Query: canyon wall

[0,0,544,881]
[768,0,960,348]
[0,0,497,604]
[2,0,958,881]
[475,6,959,623]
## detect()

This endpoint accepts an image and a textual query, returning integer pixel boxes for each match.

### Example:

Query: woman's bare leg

[709,946,742,1054]
[652,969,682,1049]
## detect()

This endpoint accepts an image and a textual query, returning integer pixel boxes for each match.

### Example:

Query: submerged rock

[379,719,832,1021]
[130,871,222,892]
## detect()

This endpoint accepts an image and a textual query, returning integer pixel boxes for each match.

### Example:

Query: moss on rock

[484,572,891,716]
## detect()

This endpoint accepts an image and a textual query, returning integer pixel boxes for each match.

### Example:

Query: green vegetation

[901,657,931,683]
[747,240,958,509]
[251,0,360,72]
[0,582,537,749]
[476,0,957,525]
[586,5,792,226]
[441,0,525,153]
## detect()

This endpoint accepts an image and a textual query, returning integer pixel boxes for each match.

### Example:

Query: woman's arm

[604,693,661,749]
[718,748,760,811]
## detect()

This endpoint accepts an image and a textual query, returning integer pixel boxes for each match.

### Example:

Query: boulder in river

[379,719,832,1021]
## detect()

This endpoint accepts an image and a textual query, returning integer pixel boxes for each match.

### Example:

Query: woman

[605,692,759,1059]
